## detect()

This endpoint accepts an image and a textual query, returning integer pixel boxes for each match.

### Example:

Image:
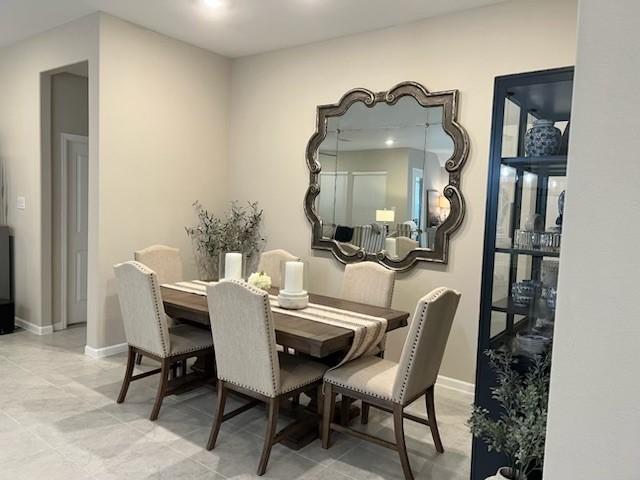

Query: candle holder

[218,252,247,281]
[277,290,309,310]
[277,260,309,309]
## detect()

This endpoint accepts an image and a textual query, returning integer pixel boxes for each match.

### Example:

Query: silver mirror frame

[304,81,470,271]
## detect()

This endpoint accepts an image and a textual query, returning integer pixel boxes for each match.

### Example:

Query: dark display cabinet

[471,67,574,479]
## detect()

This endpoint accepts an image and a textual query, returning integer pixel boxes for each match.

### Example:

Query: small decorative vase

[524,119,561,157]
[487,467,527,480]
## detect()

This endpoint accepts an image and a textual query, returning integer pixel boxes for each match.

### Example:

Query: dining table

[160,284,410,449]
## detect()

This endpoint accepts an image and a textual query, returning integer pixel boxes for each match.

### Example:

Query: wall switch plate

[16,196,25,210]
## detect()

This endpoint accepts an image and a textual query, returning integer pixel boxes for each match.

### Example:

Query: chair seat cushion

[169,325,213,356]
[277,352,327,395]
[323,356,399,402]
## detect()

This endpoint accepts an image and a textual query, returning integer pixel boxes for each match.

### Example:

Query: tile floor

[0,326,472,479]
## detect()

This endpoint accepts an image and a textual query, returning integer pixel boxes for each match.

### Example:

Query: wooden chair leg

[322,384,336,449]
[393,404,414,480]
[341,395,352,426]
[180,359,188,378]
[149,359,170,421]
[207,380,227,450]
[257,397,280,476]
[425,386,444,453]
[117,346,136,404]
[135,352,143,365]
[361,401,370,424]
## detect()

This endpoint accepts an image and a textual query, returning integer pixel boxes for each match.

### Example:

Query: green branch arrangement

[468,350,551,480]
[186,200,264,280]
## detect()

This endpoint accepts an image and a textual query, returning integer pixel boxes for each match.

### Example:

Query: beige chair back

[341,262,396,308]
[206,280,280,397]
[114,261,171,357]
[257,249,300,288]
[134,245,183,285]
[392,287,461,404]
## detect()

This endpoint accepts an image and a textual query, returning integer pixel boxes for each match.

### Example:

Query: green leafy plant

[468,350,551,480]
[186,201,264,280]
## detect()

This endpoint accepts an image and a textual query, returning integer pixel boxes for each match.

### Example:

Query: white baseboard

[436,374,475,396]
[84,342,128,359]
[15,317,54,335]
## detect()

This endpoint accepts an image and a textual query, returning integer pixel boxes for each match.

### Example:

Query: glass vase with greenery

[186,201,264,280]
[468,350,551,480]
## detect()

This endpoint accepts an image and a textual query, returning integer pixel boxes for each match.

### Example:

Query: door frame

[58,133,89,331]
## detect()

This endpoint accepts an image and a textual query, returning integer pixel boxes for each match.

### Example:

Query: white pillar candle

[224,252,243,280]
[284,261,304,293]
[385,238,397,257]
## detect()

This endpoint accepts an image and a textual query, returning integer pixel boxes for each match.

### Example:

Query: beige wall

[544,0,640,477]
[51,72,89,328]
[0,14,99,327]
[92,15,231,347]
[227,0,578,383]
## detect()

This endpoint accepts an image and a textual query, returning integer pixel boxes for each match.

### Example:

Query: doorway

[42,63,89,331]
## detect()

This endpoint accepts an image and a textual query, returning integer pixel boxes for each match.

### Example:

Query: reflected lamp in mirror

[375,209,395,223]
[305,81,469,271]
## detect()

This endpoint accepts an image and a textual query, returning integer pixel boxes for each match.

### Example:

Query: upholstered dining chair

[134,245,184,364]
[205,280,327,476]
[257,249,300,289]
[340,262,396,424]
[114,261,214,421]
[322,287,461,480]
[134,244,183,285]
[341,262,396,309]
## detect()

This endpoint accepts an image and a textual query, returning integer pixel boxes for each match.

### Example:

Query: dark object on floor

[0,225,14,335]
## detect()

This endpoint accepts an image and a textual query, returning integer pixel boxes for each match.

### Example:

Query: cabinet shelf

[492,297,532,316]
[501,155,567,176]
[495,247,560,257]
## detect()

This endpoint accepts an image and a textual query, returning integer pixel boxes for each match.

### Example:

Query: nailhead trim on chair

[324,377,395,402]
[397,287,448,404]
[223,279,280,397]
[130,261,170,358]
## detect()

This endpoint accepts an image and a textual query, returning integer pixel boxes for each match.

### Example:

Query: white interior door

[63,134,88,326]
[351,171,387,225]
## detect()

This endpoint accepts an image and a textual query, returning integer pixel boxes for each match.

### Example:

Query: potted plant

[468,350,551,480]
[186,200,264,280]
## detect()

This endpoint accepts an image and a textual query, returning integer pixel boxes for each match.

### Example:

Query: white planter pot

[486,467,527,480]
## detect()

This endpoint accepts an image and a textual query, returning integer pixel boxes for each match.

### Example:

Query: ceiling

[321,97,453,165]
[0,0,506,58]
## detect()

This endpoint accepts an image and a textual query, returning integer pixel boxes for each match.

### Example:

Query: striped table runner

[163,280,387,366]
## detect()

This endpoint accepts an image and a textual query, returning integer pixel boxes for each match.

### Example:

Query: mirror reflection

[316,96,454,259]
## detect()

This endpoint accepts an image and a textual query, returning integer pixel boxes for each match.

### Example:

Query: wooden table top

[161,286,410,358]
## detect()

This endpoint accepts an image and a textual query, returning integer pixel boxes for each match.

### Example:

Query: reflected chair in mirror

[352,224,385,253]
[394,223,412,239]
[113,261,214,420]
[134,245,185,364]
[396,236,420,259]
[205,280,327,476]
[257,249,300,289]
[322,287,461,480]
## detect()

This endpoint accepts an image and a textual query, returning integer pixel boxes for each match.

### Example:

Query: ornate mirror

[305,81,469,271]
